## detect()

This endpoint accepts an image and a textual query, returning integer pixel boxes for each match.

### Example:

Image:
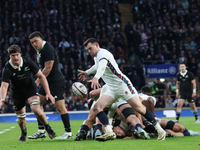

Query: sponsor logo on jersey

[54,95,58,98]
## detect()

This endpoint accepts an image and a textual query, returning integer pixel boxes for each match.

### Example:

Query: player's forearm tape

[176,89,179,93]
[94,59,107,79]
[86,65,97,75]
[121,107,136,119]
[193,89,196,93]
[17,113,26,119]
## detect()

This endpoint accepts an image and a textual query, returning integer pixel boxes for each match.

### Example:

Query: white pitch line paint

[0,126,16,134]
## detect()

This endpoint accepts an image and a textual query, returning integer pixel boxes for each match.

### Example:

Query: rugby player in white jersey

[75,84,150,140]
[78,38,166,141]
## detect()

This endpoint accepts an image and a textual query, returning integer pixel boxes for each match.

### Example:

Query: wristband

[176,89,179,93]
[193,89,196,93]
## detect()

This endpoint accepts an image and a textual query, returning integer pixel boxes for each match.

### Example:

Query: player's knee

[17,113,26,119]
[30,99,40,107]
[93,105,101,114]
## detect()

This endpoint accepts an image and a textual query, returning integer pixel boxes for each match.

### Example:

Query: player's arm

[191,79,196,97]
[35,60,54,86]
[0,82,9,109]
[35,70,55,104]
[89,59,107,89]
[78,63,97,81]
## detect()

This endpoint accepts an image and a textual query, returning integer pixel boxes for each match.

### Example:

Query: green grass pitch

[0,117,200,150]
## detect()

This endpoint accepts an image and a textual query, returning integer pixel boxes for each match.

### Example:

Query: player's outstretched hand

[88,77,101,90]
[78,69,87,81]
[46,93,55,104]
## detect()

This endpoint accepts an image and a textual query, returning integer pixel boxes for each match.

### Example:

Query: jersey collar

[37,40,46,54]
[180,70,187,76]
[9,57,23,71]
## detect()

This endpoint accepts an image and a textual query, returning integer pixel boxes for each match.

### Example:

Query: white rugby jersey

[138,93,156,106]
[87,48,132,90]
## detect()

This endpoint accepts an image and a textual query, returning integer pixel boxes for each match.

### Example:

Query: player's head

[8,45,21,65]
[179,62,186,73]
[112,126,126,138]
[83,38,100,57]
[141,86,152,96]
[29,31,44,51]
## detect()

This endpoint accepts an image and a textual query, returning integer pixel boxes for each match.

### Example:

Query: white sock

[154,123,164,133]
[104,124,113,133]
[38,129,45,133]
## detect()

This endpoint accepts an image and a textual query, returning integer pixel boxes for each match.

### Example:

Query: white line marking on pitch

[0,126,16,134]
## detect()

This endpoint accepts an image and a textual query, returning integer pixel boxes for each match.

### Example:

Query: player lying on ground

[75,84,150,141]
[139,86,200,137]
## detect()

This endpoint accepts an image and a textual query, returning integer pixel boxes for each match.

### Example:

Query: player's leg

[75,106,96,141]
[54,99,73,139]
[175,98,185,123]
[15,106,27,142]
[117,103,150,139]
[28,96,56,139]
[28,94,48,139]
[127,95,166,140]
[189,101,200,123]
[51,80,72,139]
[93,94,116,141]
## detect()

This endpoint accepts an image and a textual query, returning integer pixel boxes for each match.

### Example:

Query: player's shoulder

[42,42,55,53]
[97,48,112,60]
[187,71,194,75]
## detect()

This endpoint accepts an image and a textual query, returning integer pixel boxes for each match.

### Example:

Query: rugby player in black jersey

[0,45,56,141]
[28,31,72,139]
[175,63,199,123]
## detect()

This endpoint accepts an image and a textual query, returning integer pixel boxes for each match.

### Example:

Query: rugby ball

[72,82,88,98]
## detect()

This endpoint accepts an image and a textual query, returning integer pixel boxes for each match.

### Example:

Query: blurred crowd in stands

[1,0,200,113]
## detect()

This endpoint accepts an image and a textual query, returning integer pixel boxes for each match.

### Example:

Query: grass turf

[0,117,200,150]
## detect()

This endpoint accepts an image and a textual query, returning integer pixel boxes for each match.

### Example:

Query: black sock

[143,109,157,124]
[80,125,89,134]
[193,112,198,120]
[37,118,44,130]
[182,128,190,136]
[61,113,71,132]
[22,128,27,135]
[135,123,142,130]
[95,124,102,130]
[96,111,109,126]
[127,123,136,131]
[176,112,181,120]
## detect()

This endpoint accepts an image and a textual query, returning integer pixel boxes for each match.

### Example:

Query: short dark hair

[141,86,152,95]
[83,38,98,47]
[8,45,21,55]
[179,62,186,66]
[29,31,44,39]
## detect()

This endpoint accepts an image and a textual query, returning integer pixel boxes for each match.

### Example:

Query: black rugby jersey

[2,57,39,94]
[37,42,64,83]
[176,71,194,93]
